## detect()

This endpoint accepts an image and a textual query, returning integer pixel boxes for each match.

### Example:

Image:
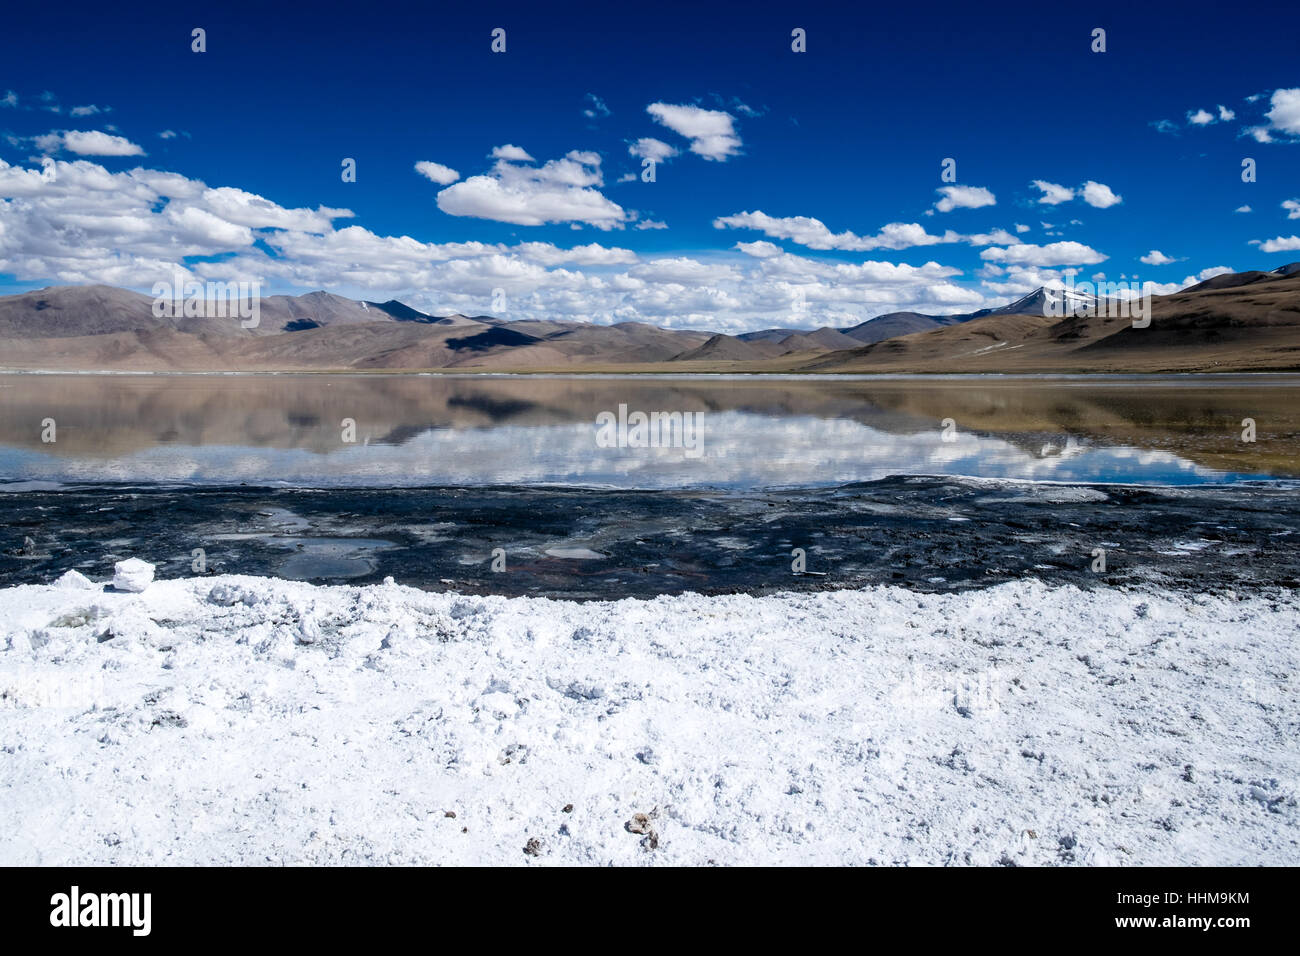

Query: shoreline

[4,478,1299,598]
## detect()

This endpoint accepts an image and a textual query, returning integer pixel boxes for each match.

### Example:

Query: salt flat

[2,573,1297,866]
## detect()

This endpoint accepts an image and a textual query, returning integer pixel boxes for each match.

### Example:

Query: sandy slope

[2,574,1297,866]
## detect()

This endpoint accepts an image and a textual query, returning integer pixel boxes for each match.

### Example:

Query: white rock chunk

[54,569,98,590]
[112,558,155,593]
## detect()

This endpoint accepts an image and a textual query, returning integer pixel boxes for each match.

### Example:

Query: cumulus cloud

[645,103,741,161]
[1080,181,1122,208]
[582,94,610,120]
[490,144,535,162]
[1177,104,1235,128]
[933,185,996,212]
[1283,199,1300,220]
[1250,235,1300,253]
[1031,179,1120,209]
[1031,180,1074,205]
[1015,223,1031,233]
[435,149,627,230]
[634,219,668,230]
[414,161,460,185]
[735,240,783,258]
[202,186,350,232]
[628,137,678,163]
[35,129,145,156]
[1235,205,1252,213]
[511,242,637,266]
[1140,250,1177,265]
[715,210,956,251]
[0,155,1016,331]
[0,157,344,285]
[713,210,1018,253]
[1264,89,1300,137]
[980,241,1107,266]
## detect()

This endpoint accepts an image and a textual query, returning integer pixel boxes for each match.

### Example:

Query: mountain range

[0,263,1297,373]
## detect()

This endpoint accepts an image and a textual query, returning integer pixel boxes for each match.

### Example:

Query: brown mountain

[739,326,862,349]
[1,265,1298,373]
[669,333,787,362]
[804,265,1300,373]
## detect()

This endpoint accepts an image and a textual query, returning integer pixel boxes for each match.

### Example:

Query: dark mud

[2,477,1298,599]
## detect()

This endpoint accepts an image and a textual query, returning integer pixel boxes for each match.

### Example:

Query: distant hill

[670,333,787,362]
[803,264,1300,374]
[842,310,967,344]
[1,264,1297,372]
[740,326,861,349]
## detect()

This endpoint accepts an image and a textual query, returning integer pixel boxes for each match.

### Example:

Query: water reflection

[0,373,1296,488]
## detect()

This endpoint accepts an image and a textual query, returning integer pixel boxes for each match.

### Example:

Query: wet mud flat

[2,477,1299,599]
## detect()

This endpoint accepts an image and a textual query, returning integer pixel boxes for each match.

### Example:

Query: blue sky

[1,0,1298,331]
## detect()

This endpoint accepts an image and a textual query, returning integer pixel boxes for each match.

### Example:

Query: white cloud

[582,94,610,120]
[1181,104,1233,128]
[933,185,996,212]
[37,129,145,156]
[1080,180,1122,208]
[714,210,958,251]
[166,204,254,247]
[645,103,741,161]
[1235,205,1252,213]
[202,186,350,232]
[1251,235,1300,253]
[630,257,740,284]
[1014,223,1031,233]
[714,210,1022,252]
[1283,199,1300,220]
[964,229,1022,246]
[159,130,178,139]
[1031,180,1074,205]
[0,155,1023,331]
[734,240,783,258]
[628,137,679,163]
[490,144,535,162]
[1197,266,1233,280]
[70,105,105,117]
[1140,250,1176,266]
[1,90,16,108]
[511,242,637,266]
[634,219,668,230]
[980,241,1107,266]
[435,150,627,229]
[414,161,460,185]
[1264,88,1300,138]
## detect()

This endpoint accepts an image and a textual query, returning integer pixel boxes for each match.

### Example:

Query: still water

[1,373,1297,488]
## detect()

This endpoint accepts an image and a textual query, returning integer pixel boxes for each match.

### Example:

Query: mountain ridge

[0,262,1297,373]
